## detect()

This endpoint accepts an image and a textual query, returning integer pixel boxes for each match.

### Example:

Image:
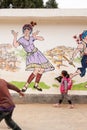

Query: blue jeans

[78,55,87,77]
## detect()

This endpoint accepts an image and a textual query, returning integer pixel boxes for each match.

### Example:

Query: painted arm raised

[32,30,44,41]
[11,30,19,47]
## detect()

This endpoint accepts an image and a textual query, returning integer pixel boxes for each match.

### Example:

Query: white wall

[0,9,87,84]
[0,20,86,52]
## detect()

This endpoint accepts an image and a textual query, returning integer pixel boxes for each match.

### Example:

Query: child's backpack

[60,77,72,93]
[67,78,73,90]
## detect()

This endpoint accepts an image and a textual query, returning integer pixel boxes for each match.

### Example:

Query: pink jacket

[60,77,68,93]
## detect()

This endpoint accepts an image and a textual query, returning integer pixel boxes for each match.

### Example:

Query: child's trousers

[59,93,72,104]
[0,109,22,130]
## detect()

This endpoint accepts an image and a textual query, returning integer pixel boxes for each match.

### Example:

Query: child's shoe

[69,105,74,109]
[53,103,61,107]
[33,85,42,91]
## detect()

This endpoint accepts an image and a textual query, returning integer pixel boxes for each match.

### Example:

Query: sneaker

[53,103,61,107]
[69,105,74,109]
[33,85,42,91]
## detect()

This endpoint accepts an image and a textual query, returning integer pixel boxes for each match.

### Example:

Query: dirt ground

[0,104,87,130]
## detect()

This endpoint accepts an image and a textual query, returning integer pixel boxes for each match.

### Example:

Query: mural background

[0,9,87,92]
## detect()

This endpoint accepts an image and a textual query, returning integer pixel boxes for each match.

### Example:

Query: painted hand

[11,30,18,37]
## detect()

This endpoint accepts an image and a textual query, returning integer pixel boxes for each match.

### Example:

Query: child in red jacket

[54,70,73,109]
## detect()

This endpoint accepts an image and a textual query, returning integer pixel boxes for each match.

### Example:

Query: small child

[54,70,74,109]
[0,78,24,129]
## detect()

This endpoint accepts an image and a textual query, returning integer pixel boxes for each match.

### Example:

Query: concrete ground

[0,104,87,130]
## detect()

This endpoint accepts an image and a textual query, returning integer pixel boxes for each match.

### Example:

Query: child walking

[54,70,73,109]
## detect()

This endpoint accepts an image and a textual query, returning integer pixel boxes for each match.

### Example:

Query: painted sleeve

[17,37,23,45]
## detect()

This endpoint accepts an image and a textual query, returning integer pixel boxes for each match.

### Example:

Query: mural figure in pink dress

[12,21,55,92]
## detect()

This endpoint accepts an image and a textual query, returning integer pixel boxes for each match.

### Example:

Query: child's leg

[0,111,6,121]
[64,93,74,108]
[5,110,22,130]
[66,94,74,108]
[53,94,64,107]
[68,100,71,103]
[68,100,74,109]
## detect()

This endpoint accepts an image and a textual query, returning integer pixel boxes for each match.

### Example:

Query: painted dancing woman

[12,21,55,92]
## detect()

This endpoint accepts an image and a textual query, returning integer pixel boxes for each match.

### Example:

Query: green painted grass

[72,82,87,90]
[53,81,87,90]
[10,81,50,89]
[10,81,87,90]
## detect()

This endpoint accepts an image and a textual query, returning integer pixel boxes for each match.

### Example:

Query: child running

[0,78,24,130]
[54,70,74,109]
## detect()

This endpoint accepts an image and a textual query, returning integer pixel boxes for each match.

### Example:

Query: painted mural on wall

[11,21,55,92]
[0,22,87,91]
[0,44,20,72]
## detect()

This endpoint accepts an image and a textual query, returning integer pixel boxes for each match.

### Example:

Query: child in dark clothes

[54,70,74,109]
[0,78,24,130]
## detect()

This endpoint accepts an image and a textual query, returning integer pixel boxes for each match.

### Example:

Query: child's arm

[6,82,24,96]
